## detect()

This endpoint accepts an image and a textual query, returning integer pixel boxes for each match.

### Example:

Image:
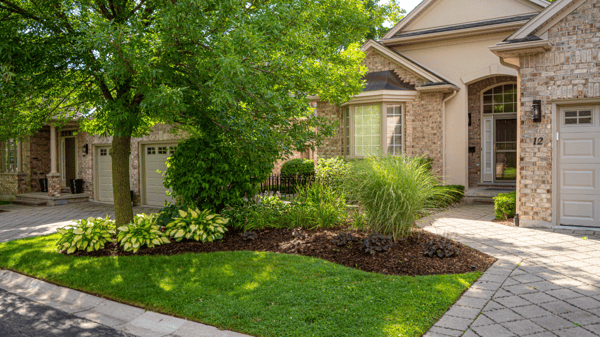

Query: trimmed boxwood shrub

[281,158,314,176]
[494,191,516,220]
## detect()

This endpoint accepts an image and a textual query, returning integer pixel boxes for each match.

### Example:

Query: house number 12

[533,137,544,145]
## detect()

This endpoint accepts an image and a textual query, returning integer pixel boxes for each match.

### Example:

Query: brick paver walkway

[421,204,600,337]
[0,203,159,243]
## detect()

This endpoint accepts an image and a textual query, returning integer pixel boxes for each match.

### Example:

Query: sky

[398,0,422,13]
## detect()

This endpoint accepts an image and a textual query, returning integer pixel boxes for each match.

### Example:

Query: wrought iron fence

[258,174,315,195]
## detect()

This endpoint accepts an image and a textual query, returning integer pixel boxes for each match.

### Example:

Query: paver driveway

[0,202,159,243]
[421,205,600,337]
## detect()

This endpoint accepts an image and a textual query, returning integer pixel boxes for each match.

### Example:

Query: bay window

[344,103,404,158]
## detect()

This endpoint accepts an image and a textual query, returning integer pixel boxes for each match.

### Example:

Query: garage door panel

[559,107,600,227]
[559,132,600,164]
[97,147,114,203]
[144,144,175,207]
[560,195,600,227]
[560,166,599,195]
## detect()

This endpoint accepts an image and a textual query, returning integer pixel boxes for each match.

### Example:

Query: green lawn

[0,234,481,337]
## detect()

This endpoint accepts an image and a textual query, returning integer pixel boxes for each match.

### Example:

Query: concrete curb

[0,269,252,337]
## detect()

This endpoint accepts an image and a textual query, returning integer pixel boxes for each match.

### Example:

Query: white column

[50,125,58,174]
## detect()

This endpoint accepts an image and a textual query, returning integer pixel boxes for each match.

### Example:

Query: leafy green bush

[315,156,351,189]
[416,156,434,172]
[430,185,465,208]
[164,134,275,212]
[117,214,170,253]
[344,155,452,240]
[281,158,314,176]
[156,203,190,227]
[494,191,516,220]
[221,194,290,232]
[56,216,115,254]
[166,208,228,242]
[285,183,347,229]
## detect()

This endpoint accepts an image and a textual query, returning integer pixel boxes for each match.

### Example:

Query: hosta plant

[166,208,229,243]
[56,216,115,254]
[117,214,170,253]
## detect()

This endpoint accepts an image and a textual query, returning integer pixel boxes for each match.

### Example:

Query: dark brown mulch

[72,227,496,276]
[492,218,516,227]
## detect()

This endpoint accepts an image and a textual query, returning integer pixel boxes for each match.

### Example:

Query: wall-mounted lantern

[532,100,542,123]
[83,144,89,155]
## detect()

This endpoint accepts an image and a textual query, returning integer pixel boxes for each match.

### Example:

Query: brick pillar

[47,173,61,197]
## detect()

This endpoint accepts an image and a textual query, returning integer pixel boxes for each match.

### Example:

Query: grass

[0,234,481,337]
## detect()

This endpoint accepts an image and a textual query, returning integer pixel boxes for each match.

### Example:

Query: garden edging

[0,269,251,337]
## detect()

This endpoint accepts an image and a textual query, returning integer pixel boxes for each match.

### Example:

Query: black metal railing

[258,174,315,195]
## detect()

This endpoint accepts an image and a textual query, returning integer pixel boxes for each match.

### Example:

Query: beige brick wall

[517,0,600,223]
[317,50,444,174]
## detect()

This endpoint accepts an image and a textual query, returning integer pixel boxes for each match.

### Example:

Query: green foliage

[281,159,315,176]
[416,156,434,172]
[165,208,228,243]
[0,234,482,337]
[430,185,465,208]
[494,191,517,220]
[117,214,170,253]
[363,0,407,40]
[345,155,452,240]
[164,135,275,212]
[156,203,190,227]
[221,194,291,232]
[286,183,348,229]
[56,217,115,254]
[315,156,351,189]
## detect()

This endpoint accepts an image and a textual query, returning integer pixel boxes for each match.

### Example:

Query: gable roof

[506,0,588,40]
[382,0,551,40]
[361,40,456,86]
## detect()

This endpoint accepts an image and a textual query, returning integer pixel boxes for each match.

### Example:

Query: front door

[482,117,517,183]
[61,137,77,187]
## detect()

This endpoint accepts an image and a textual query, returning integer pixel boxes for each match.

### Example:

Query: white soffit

[341,90,418,106]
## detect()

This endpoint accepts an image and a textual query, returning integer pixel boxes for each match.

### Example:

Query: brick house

[313,0,600,228]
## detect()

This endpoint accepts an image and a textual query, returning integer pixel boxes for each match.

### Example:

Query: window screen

[354,105,381,156]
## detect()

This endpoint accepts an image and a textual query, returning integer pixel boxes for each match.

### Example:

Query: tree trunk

[111,135,134,226]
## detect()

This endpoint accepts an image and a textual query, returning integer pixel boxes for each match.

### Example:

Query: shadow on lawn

[0,235,477,337]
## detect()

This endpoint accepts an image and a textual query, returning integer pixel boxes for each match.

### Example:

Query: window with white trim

[344,103,404,158]
[2,139,17,172]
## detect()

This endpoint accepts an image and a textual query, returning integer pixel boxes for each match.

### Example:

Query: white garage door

[96,147,114,203]
[558,106,600,227]
[143,144,176,206]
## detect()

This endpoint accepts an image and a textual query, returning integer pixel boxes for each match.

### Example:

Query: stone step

[13,198,47,207]
[463,196,495,205]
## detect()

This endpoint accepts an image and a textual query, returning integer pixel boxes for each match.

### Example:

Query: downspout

[442,89,458,184]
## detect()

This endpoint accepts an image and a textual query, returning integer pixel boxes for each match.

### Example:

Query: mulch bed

[72,227,495,276]
[492,218,516,227]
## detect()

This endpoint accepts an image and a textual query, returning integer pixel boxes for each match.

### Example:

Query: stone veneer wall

[517,0,600,223]
[29,127,51,192]
[317,50,444,174]
[467,76,517,187]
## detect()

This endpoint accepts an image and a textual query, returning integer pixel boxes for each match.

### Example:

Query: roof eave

[489,40,553,58]
[416,84,461,93]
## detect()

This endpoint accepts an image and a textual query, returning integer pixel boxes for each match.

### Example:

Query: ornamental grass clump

[56,216,115,254]
[166,208,228,243]
[345,155,453,240]
[117,213,170,253]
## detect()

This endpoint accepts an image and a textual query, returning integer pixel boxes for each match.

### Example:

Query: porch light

[532,100,542,123]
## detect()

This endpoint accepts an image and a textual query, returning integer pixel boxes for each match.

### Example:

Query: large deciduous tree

[0,0,384,225]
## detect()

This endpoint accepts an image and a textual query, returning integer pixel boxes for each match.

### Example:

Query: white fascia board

[507,0,584,40]
[341,90,418,106]
[361,40,444,83]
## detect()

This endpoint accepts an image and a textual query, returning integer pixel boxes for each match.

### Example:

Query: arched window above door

[483,83,517,114]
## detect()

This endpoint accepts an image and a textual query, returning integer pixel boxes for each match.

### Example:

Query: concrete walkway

[420,205,600,337]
